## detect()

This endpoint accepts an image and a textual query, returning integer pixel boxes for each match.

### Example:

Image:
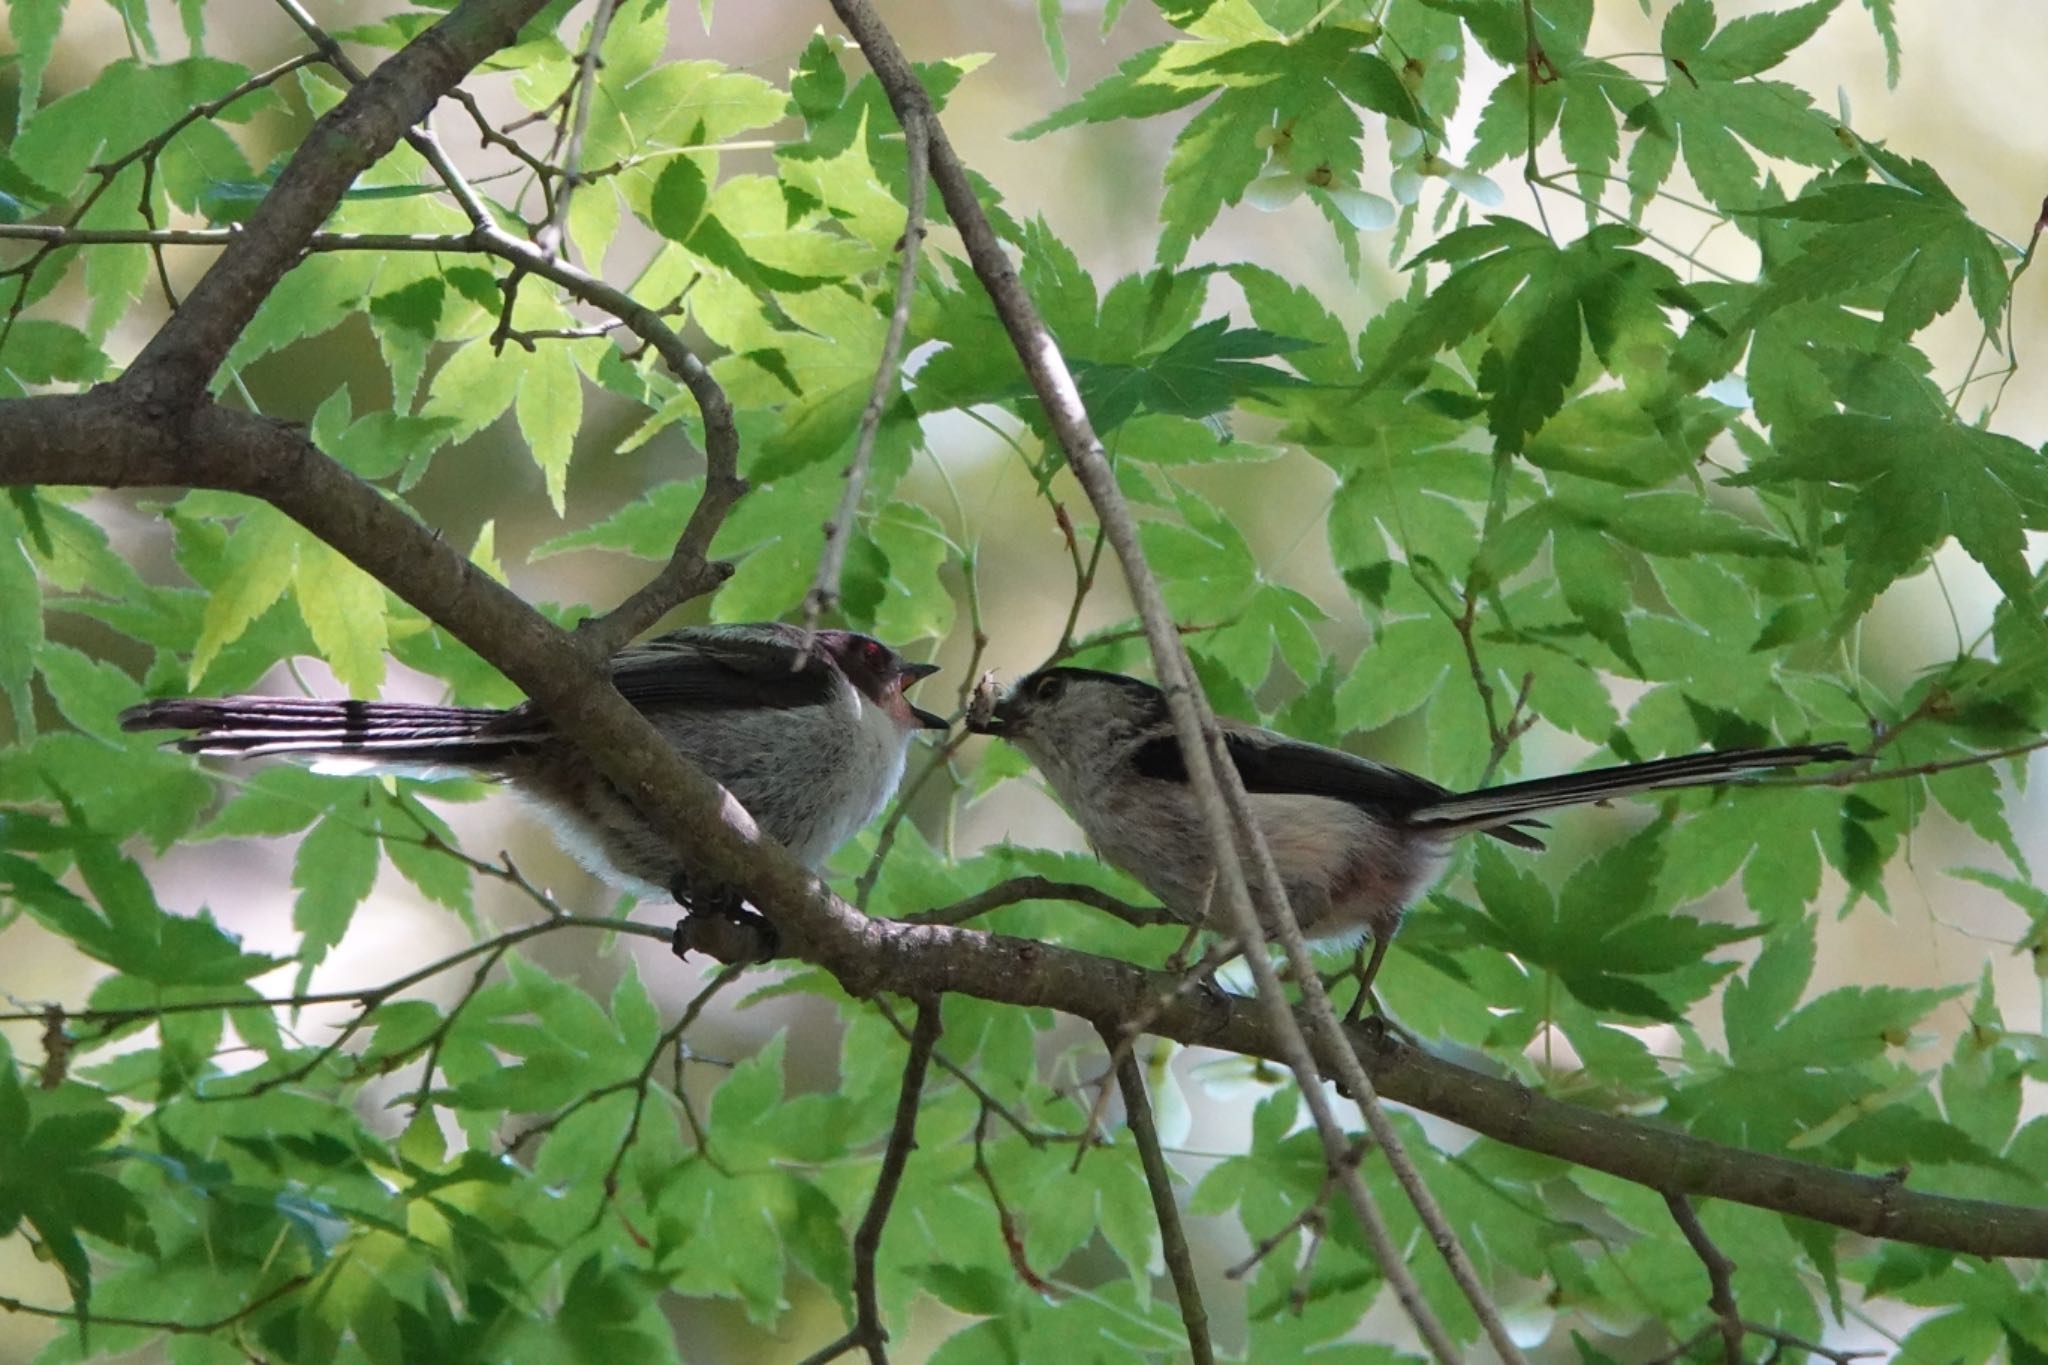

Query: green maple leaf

[1074,316,1309,430]
[1621,0,1844,213]
[1449,836,1754,1021]
[1460,0,1649,218]
[1366,219,1707,453]
[916,235,1302,436]
[1732,414,2048,630]
[1022,21,1424,267]
[0,1053,157,1321]
[1745,179,2010,343]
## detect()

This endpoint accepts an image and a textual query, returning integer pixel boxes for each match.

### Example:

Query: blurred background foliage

[2,0,2047,1360]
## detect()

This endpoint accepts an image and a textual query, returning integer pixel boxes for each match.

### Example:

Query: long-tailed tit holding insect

[968,666,1849,1000]
[123,624,947,939]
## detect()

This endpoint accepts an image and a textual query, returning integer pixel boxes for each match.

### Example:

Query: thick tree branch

[121,0,552,404]
[6,813,2045,1257]
[47,0,741,658]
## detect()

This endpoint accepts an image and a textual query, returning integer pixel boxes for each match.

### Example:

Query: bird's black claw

[669,883,781,965]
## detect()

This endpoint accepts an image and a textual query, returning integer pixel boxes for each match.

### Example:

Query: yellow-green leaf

[516,348,583,514]
[294,537,387,697]
[190,507,297,685]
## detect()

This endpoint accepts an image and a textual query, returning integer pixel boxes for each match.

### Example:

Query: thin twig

[1071,940,1241,1173]
[594,1014,695,1217]
[1649,1322,1881,1365]
[1110,1040,1215,1365]
[273,0,496,228]
[971,1103,1054,1295]
[222,917,666,1098]
[1787,734,2048,788]
[1223,1168,1338,1285]
[0,1274,309,1335]
[823,4,1494,1358]
[504,966,741,1165]
[537,0,619,257]
[907,875,1174,928]
[1049,503,1107,659]
[445,85,561,219]
[803,111,931,632]
[0,51,323,349]
[1664,1192,1743,1365]
[1452,583,1509,758]
[386,796,570,920]
[854,720,973,909]
[872,996,1058,1146]
[805,997,942,1365]
[1043,617,1227,668]
[37,1003,71,1089]
[854,558,990,909]
[403,941,516,1120]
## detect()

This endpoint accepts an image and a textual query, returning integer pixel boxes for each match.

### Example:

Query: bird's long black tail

[1409,743,1852,847]
[119,696,543,772]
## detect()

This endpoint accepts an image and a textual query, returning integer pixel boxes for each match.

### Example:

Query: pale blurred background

[3,0,2045,1359]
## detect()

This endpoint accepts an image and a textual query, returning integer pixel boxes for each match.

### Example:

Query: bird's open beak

[962,670,1009,736]
[964,696,1008,736]
[898,662,949,730]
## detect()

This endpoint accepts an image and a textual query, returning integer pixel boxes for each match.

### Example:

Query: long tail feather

[1410,742,1851,835]
[119,696,540,767]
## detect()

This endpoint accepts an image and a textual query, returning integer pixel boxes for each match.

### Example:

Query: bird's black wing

[604,628,839,711]
[1134,727,1453,813]
[1133,725,1552,849]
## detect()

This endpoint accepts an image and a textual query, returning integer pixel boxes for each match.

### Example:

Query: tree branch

[535,0,619,257]
[820,4,1505,1358]
[907,875,1176,928]
[0,1274,309,1336]
[1664,1192,1743,1365]
[804,110,929,631]
[806,997,942,1365]
[118,0,740,659]
[9,855,2048,1257]
[970,1101,1054,1294]
[1111,1041,1215,1365]
[121,0,551,404]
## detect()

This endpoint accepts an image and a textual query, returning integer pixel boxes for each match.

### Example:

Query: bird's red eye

[863,639,884,664]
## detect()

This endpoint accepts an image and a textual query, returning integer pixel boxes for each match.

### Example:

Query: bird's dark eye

[1031,673,1065,702]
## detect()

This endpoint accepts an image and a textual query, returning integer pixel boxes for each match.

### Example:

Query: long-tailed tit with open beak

[968,666,1849,999]
[122,624,947,942]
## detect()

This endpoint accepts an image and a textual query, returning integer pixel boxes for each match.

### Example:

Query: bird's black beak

[964,695,1010,737]
[898,662,948,730]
